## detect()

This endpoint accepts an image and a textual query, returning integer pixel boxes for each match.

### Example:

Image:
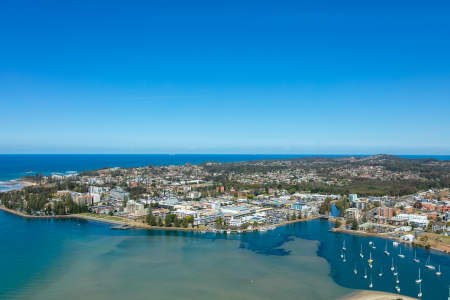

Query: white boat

[396,273,400,284]
[360,245,364,258]
[398,247,405,259]
[390,258,395,272]
[394,267,398,276]
[364,268,368,279]
[342,240,346,251]
[384,242,390,256]
[343,253,346,263]
[415,268,422,284]
[425,256,435,270]
[369,276,373,288]
[354,265,358,275]
[369,241,373,245]
[418,282,422,298]
[395,285,401,293]
[259,227,267,232]
[378,267,383,277]
[436,265,442,276]
[413,250,420,263]
[393,241,399,247]
[340,250,344,259]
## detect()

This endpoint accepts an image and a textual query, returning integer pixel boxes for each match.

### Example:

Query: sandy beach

[341,290,418,300]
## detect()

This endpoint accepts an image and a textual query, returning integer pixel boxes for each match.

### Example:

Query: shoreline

[331,227,450,254]
[0,206,317,233]
[340,290,417,300]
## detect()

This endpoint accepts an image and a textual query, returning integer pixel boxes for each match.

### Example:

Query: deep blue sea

[0,211,448,300]
[0,154,449,181]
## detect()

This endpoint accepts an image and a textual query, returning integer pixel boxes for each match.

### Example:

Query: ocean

[0,211,448,300]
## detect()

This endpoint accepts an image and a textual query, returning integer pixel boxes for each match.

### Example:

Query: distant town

[1,155,449,252]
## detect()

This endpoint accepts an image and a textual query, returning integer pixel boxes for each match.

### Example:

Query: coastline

[0,206,317,232]
[331,227,450,254]
[2,204,449,255]
[340,290,417,300]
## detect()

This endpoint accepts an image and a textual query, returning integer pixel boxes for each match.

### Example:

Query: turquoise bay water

[1,210,449,300]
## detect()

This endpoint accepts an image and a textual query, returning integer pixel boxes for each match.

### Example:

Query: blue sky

[1,0,450,154]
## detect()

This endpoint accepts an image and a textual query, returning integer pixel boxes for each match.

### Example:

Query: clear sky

[1,0,450,154]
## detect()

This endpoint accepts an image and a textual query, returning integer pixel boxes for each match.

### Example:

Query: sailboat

[340,250,344,259]
[413,250,420,263]
[425,256,436,270]
[369,275,373,288]
[396,273,400,284]
[415,268,422,284]
[398,247,405,259]
[378,266,383,277]
[343,253,346,263]
[436,265,442,276]
[395,285,401,293]
[418,282,422,298]
[354,265,358,275]
[360,245,364,258]
[393,266,398,276]
[368,252,374,264]
[342,240,346,251]
[390,258,395,272]
[364,268,368,279]
[384,242,390,256]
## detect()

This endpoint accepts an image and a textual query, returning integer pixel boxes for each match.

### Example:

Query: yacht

[384,242,390,256]
[425,256,436,270]
[413,250,420,263]
[368,252,373,264]
[436,265,442,276]
[398,247,405,259]
[415,268,422,284]
[418,282,422,298]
